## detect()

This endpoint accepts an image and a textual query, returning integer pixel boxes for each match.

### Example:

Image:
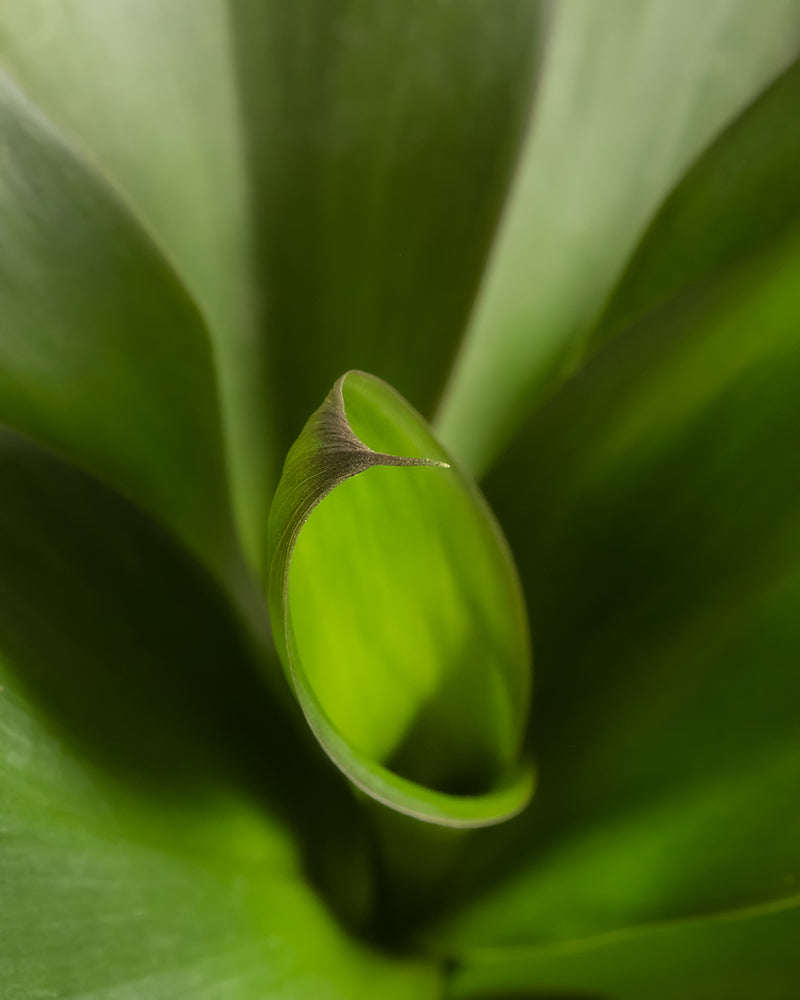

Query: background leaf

[592,55,800,348]
[0,426,438,999]
[0,0,272,562]
[230,0,543,449]
[437,0,800,475]
[422,221,800,960]
[448,900,800,999]
[0,71,236,577]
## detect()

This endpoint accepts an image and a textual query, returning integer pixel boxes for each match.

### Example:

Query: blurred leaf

[267,371,533,826]
[592,54,800,347]
[0,0,272,562]
[423,224,800,955]
[0,71,236,577]
[448,899,800,999]
[230,0,543,446]
[437,0,800,475]
[0,426,438,999]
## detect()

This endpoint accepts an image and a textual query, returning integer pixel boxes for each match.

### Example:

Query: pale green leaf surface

[592,54,800,348]
[0,72,236,576]
[0,0,272,562]
[437,0,800,475]
[230,0,542,446]
[423,225,800,954]
[267,371,533,827]
[0,426,438,1000]
[448,899,800,999]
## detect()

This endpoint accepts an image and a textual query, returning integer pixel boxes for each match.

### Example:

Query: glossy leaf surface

[267,372,533,826]
[438,0,800,474]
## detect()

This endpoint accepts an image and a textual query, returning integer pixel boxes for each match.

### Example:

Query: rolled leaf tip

[266,371,533,827]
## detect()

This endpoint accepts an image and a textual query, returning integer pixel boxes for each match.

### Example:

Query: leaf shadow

[0,426,366,923]
[225,0,543,447]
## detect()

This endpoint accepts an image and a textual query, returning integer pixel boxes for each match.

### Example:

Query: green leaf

[425,223,800,953]
[437,0,800,475]
[0,72,236,577]
[230,0,543,443]
[0,0,273,562]
[592,54,800,348]
[448,899,800,999]
[0,426,438,999]
[266,371,533,827]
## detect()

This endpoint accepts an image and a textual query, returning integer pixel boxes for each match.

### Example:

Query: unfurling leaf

[267,371,533,827]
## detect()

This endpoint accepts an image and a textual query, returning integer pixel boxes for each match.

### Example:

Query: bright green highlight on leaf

[267,371,533,826]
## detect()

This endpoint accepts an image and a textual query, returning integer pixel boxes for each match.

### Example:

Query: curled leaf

[267,371,533,827]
